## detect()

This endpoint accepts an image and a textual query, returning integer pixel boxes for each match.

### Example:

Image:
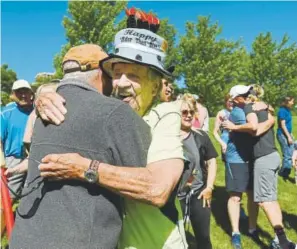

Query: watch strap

[89,160,101,172]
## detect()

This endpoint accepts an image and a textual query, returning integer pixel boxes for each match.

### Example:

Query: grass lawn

[2,118,297,249]
[194,116,297,249]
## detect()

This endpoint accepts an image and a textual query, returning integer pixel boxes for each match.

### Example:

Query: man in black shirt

[223,85,296,249]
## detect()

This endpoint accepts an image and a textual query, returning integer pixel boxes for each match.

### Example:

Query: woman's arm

[254,113,275,136]
[206,158,217,189]
[213,111,227,152]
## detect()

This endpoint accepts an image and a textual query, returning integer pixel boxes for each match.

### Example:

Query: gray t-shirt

[179,131,218,198]
[10,79,151,249]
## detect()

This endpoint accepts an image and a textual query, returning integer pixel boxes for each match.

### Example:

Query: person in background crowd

[193,94,209,132]
[5,83,58,177]
[178,94,218,249]
[188,94,200,130]
[0,79,34,199]
[292,141,297,185]
[214,94,250,221]
[160,66,175,102]
[277,96,295,179]
[223,85,296,249]
[160,78,174,102]
[221,85,258,249]
[213,94,233,158]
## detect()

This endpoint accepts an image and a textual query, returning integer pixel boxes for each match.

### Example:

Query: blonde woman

[178,94,218,249]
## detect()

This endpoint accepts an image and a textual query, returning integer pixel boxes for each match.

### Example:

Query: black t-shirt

[179,130,218,197]
[244,103,277,159]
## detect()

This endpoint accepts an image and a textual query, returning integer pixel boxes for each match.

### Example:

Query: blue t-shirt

[277,107,292,135]
[1,103,33,158]
[225,106,253,163]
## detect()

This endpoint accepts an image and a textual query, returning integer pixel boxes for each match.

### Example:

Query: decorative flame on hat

[125,7,160,33]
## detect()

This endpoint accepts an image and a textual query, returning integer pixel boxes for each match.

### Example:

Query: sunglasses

[182,110,195,116]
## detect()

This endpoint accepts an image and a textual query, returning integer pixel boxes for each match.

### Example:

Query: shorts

[254,151,281,202]
[5,156,26,200]
[225,162,253,193]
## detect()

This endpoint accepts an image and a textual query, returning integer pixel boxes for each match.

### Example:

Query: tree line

[1,1,297,115]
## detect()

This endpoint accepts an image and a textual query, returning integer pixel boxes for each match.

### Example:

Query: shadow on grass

[283,211,297,234]
[211,186,273,249]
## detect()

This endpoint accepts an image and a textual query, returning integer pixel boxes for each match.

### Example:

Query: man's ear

[151,80,161,97]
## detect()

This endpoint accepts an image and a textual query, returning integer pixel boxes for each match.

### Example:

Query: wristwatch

[84,160,100,183]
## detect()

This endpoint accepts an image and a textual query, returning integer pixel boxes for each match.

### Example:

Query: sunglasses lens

[182,110,194,116]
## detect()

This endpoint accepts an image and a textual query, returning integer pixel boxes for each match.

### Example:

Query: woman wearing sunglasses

[178,94,218,249]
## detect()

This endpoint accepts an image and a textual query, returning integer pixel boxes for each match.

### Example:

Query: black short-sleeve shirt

[244,103,276,159]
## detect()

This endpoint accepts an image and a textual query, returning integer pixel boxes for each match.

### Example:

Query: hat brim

[100,54,172,79]
[230,85,253,100]
[12,86,33,92]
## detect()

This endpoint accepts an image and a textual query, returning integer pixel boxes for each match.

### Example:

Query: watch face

[84,170,98,183]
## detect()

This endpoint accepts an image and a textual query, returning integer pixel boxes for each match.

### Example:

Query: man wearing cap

[1,80,34,199]
[160,78,174,102]
[223,85,296,249]
[10,44,151,249]
[160,66,175,102]
[30,11,187,249]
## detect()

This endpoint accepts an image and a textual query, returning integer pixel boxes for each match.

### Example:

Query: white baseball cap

[229,85,253,99]
[12,79,32,91]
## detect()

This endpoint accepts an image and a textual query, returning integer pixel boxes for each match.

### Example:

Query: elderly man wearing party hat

[27,8,188,249]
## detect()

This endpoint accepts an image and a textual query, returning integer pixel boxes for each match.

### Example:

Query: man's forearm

[232,122,257,134]
[97,161,180,207]
[98,163,156,204]
[206,158,217,188]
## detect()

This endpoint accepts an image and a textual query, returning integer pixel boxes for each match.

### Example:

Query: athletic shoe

[248,230,262,244]
[270,240,281,249]
[288,241,297,249]
[232,234,242,249]
[277,241,297,249]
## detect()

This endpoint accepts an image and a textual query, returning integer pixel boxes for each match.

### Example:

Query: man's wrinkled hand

[198,187,213,208]
[222,120,236,131]
[39,153,91,181]
[35,92,67,125]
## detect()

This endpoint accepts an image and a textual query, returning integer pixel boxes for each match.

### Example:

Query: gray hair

[63,61,98,82]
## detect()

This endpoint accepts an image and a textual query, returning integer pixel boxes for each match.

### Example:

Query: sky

[1,1,297,83]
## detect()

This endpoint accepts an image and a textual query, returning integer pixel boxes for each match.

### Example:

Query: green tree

[177,16,248,115]
[248,32,297,107]
[31,73,57,92]
[54,1,127,78]
[1,92,10,106]
[1,64,17,94]
[157,19,178,73]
